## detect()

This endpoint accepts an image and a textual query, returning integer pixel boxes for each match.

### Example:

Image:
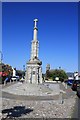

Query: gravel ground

[0,82,77,119]
[1,96,76,119]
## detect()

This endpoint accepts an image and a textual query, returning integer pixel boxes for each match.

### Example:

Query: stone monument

[26,19,42,84]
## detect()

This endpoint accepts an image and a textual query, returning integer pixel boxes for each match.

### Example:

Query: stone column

[35,67,38,84]
[33,29,38,40]
[31,19,38,60]
[26,67,29,83]
[25,70,27,83]
[30,67,33,83]
[39,67,42,84]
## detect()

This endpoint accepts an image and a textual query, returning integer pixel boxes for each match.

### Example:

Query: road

[72,96,80,119]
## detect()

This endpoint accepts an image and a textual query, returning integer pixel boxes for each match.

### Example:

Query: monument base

[26,59,42,84]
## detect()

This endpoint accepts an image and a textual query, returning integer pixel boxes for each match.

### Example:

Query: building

[46,64,50,71]
[74,72,79,80]
[26,19,42,84]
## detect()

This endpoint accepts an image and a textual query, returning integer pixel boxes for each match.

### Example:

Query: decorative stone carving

[26,19,42,84]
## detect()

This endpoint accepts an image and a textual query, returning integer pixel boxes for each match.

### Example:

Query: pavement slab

[2,82,60,96]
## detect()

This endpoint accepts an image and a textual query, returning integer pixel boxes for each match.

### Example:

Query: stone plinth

[26,59,42,84]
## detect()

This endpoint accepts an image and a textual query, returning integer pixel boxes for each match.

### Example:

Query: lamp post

[0,51,3,63]
[23,65,25,78]
[23,65,25,71]
[59,67,61,70]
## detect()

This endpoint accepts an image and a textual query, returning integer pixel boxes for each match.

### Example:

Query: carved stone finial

[34,19,38,28]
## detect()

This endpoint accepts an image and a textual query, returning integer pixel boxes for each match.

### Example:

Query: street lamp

[23,65,25,77]
[0,51,3,63]
[23,65,25,71]
[59,67,61,70]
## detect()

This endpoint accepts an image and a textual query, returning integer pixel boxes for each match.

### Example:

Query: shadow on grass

[2,106,33,118]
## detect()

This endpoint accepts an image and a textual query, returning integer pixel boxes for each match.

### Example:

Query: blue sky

[2,2,78,73]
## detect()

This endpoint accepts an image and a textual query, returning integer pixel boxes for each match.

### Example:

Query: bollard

[59,92,64,104]
[65,83,67,89]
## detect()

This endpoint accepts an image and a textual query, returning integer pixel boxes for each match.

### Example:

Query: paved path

[1,91,76,101]
[1,91,59,101]
[0,83,76,101]
[1,82,60,97]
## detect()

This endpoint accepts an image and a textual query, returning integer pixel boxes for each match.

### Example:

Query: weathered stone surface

[2,82,60,96]
[26,19,42,84]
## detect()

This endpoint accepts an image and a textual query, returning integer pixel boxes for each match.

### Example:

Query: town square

[0,1,80,119]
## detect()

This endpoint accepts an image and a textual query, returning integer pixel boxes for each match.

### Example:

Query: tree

[52,69,68,81]
[46,69,68,82]
[0,63,13,76]
[0,63,13,83]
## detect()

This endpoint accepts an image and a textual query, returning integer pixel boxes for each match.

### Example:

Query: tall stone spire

[31,19,39,60]
[33,19,38,40]
[26,19,42,84]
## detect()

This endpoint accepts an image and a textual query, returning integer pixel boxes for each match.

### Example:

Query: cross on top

[34,19,38,28]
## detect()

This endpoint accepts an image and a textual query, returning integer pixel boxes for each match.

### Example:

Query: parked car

[11,76,19,81]
[77,85,80,98]
[71,80,80,91]
[67,79,74,86]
